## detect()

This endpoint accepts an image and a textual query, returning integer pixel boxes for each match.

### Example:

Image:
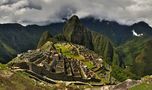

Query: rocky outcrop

[37,31,53,48]
[63,15,93,49]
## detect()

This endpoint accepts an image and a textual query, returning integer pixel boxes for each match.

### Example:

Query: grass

[0,62,53,90]
[0,64,7,70]
[83,61,94,69]
[55,43,85,60]
[40,41,53,51]
[129,83,152,90]
[0,70,53,90]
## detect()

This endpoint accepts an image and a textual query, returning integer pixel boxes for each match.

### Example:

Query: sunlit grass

[83,60,94,69]
[55,43,85,60]
[129,83,152,90]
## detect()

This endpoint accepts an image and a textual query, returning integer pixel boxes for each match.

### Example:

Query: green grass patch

[0,70,53,90]
[0,64,7,70]
[129,83,152,90]
[83,61,94,69]
[55,43,85,60]
[40,41,53,51]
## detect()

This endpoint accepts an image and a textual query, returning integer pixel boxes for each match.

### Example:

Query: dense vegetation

[0,23,63,63]
[117,36,152,78]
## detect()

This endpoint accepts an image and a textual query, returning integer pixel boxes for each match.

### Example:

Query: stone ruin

[10,46,101,82]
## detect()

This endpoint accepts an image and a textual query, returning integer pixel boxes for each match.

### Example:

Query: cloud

[132,30,144,37]
[0,0,152,26]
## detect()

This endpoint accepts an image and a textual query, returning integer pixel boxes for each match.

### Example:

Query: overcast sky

[0,0,152,26]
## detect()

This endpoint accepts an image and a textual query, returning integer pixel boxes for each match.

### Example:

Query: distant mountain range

[81,17,152,44]
[0,15,151,82]
[0,16,152,79]
[0,23,63,63]
[0,16,151,62]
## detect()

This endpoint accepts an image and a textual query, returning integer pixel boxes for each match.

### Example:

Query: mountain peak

[68,15,80,24]
[133,21,150,27]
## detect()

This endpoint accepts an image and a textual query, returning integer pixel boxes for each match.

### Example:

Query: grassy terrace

[55,43,85,60]
[55,43,97,71]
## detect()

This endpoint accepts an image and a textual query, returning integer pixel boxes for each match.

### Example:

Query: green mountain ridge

[117,36,152,77]
[0,23,63,63]
[63,15,119,66]
[0,16,152,64]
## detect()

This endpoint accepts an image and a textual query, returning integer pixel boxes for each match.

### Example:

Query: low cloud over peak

[0,0,152,26]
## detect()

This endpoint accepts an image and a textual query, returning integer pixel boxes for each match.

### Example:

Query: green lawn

[129,83,152,90]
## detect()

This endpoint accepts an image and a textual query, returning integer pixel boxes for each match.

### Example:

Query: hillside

[81,17,152,45]
[0,64,53,90]
[117,36,152,77]
[133,39,152,77]
[0,16,152,63]
[0,23,63,63]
